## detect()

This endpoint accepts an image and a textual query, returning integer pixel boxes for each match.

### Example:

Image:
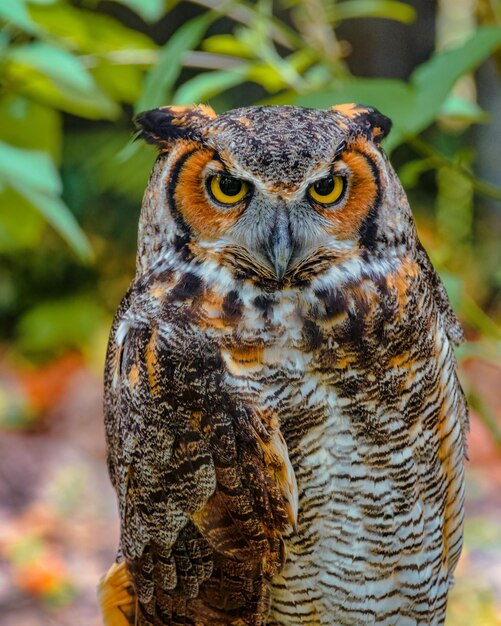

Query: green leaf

[6,41,120,118]
[0,0,39,34]
[64,128,155,202]
[287,48,317,75]
[328,0,416,24]
[398,158,434,189]
[412,26,501,91]
[7,65,120,120]
[0,142,92,260]
[294,78,413,149]
[29,3,156,54]
[0,187,44,251]
[440,94,488,124]
[461,294,501,340]
[0,141,60,195]
[92,64,144,105]
[439,272,464,313]
[16,294,107,354]
[246,63,291,92]
[9,42,102,96]
[27,4,155,107]
[14,185,93,261]
[0,96,62,161]
[294,27,501,151]
[410,26,501,133]
[109,0,165,22]
[135,12,214,112]
[173,70,246,105]
[202,34,254,58]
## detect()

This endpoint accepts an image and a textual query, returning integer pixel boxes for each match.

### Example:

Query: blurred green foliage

[0,0,500,425]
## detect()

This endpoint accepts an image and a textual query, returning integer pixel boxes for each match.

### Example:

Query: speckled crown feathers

[134,103,392,151]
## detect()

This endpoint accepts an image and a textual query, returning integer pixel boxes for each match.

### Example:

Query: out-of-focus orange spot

[12,549,68,597]
[20,352,84,413]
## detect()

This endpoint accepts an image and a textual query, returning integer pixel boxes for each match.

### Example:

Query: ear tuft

[331,103,392,144]
[134,105,217,150]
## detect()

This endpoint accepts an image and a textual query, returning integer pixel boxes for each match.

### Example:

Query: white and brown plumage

[99,104,468,626]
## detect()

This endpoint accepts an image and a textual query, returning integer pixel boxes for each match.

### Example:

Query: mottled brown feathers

[135,104,216,149]
[104,278,297,624]
[102,103,467,626]
[330,103,392,143]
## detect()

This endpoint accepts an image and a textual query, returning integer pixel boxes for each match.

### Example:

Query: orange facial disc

[173,148,245,240]
[317,145,378,240]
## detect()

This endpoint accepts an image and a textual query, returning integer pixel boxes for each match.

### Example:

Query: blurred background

[0,0,501,624]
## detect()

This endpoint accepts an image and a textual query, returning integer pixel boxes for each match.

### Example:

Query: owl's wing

[415,240,469,448]
[415,240,464,346]
[413,255,469,582]
[103,291,297,624]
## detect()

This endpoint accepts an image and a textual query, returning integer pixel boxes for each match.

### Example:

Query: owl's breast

[196,281,462,626]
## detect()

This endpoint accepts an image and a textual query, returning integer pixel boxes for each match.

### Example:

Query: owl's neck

[136,238,414,323]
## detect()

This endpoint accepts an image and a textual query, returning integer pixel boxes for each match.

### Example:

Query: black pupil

[313,177,335,195]
[219,176,242,196]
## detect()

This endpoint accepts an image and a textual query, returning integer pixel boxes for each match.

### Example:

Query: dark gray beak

[265,207,294,281]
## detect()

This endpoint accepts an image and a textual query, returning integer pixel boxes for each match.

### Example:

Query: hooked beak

[265,207,294,281]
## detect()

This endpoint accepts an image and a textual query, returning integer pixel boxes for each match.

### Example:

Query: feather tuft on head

[134,104,217,150]
[331,103,392,144]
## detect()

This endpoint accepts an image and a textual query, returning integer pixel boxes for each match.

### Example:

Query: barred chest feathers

[100,103,467,626]
[137,245,465,625]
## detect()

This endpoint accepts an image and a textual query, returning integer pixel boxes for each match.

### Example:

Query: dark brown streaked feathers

[101,103,467,626]
[104,282,297,624]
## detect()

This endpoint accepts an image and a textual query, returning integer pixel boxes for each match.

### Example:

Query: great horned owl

[98,104,468,626]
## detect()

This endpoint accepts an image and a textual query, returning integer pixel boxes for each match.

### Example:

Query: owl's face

[136,104,406,286]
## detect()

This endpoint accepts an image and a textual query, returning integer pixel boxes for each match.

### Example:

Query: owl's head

[135,104,412,286]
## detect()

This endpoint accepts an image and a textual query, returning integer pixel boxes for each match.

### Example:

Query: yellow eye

[308,176,345,205]
[209,175,249,205]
